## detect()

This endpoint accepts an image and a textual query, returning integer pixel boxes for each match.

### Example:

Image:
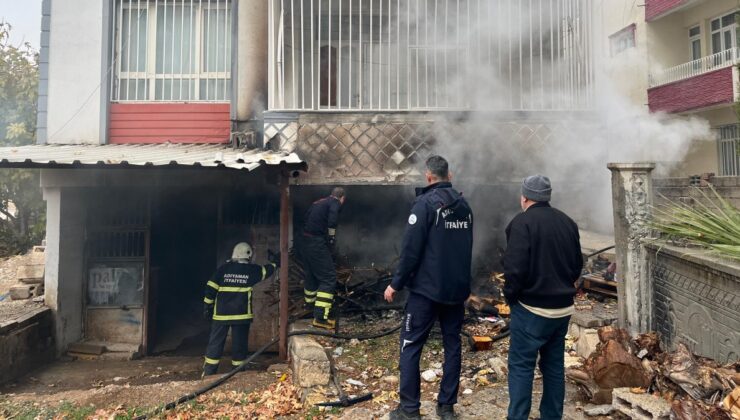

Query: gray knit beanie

[522,175,552,202]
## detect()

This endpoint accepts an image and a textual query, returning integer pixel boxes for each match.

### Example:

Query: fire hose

[134,319,511,419]
[133,324,402,420]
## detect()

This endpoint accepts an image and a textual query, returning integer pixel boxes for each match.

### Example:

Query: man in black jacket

[503,175,583,420]
[202,242,279,376]
[300,187,345,329]
[384,156,473,420]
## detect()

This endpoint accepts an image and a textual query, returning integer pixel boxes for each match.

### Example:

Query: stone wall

[0,306,55,385]
[645,243,740,363]
[654,176,740,209]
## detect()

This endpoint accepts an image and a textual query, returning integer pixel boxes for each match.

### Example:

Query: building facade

[602,0,740,177]
[0,0,597,356]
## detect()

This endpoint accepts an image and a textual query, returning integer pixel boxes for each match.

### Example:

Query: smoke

[411,0,712,236]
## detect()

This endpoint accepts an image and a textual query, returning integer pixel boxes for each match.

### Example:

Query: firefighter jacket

[391,182,474,305]
[303,196,341,238]
[204,261,277,324]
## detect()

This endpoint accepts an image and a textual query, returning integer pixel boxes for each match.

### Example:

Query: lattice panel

[264,119,576,183]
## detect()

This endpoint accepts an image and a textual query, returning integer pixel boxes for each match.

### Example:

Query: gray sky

[1,0,41,50]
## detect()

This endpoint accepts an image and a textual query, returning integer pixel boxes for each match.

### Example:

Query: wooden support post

[279,172,290,360]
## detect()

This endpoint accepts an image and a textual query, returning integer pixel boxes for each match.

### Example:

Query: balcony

[648,48,739,114]
[645,0,706,22]
[267,0,595,113]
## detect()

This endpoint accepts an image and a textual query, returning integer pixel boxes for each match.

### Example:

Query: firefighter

[202,242,280,376]
[300,187,346,330]
[384,156,474,420]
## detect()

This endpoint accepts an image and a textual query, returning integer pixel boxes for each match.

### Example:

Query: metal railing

[649,48,740,88]
[111,0,232,102]
[717,124,740,177]
[268,0,595,112]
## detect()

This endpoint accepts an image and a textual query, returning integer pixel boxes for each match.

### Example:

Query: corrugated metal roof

[0,143,306,172]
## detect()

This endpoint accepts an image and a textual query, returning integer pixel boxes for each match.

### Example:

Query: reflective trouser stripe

[315,300,332,318]
[204,357,219,365]
[232,360,245,366]
[203,297,214,304]
[304,289,317,303]
[317,291,334,299]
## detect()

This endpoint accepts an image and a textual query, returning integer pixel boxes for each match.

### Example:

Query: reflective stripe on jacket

[204,261,277,324]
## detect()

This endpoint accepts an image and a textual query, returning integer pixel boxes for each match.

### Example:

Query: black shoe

[436,404,458,419]
[389,406,422,420]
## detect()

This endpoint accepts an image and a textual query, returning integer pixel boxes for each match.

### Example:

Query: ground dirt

[0,310,612,419]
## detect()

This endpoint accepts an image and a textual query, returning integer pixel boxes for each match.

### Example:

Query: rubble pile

[2,246,45,301]
[567,326,739,419]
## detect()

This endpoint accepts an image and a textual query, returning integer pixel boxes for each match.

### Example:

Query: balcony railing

[649,48,740,88]
[268,0,596,112]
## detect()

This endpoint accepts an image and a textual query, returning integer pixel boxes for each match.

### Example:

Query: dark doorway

[149,188,219,354]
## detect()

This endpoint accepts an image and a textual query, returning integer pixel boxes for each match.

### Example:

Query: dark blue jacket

[391,182,473,305]
[303,196,341,237]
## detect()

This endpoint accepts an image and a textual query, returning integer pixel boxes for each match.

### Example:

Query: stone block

[575,328,600,359]
[612,388,670,420]
[289,321,330,388]
[571,311,617,329]
[16,265,45,283]
[10,284,35,300]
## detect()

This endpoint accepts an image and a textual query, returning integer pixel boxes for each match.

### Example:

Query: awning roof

[0,143,306,172]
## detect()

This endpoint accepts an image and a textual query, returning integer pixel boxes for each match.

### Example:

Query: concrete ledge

[289,320,330,388]
[612,388,670,420]
[0,307,55,385]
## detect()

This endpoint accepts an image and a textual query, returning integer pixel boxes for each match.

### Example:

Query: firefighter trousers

[399,292,464,413]
[300,235,337,321]
[203,322,251,375]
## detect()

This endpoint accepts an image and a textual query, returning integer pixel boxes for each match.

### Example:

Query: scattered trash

[463,388,473,395]
[421,370,437,382]
[334,346,344,356]
[345,378,365,387]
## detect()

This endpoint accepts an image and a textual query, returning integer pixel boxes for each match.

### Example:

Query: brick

[648,67,734,114]
[16,265,44,283]
[289,321,330,388]
[612,388,671,419]
[10,285,33,300]
[645,0,685,21]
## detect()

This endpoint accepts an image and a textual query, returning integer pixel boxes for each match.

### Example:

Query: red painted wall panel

[109,103,230,144]
[648,67,735,114]
[645,0,685,21]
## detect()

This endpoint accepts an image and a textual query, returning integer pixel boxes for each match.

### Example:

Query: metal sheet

[0,143,307,172]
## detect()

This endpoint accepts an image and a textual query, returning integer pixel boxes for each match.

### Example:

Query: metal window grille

[111,0,232,102]
[269,0,595,111]
[717,124,740,176]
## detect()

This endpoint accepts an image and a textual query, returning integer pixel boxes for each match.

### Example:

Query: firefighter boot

[312,317,336,330]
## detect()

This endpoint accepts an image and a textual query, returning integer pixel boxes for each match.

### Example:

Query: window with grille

[111,0,232,102]
[717,124,740,176]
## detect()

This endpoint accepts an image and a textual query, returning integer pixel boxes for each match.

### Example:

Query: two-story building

[0,0,595,358]
[603,0,740,177]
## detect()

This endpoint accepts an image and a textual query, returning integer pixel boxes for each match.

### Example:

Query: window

[111,0,232,102]
[710,11,737,55]
[609,24,636,57]
[718,124,740,176]
[689,25,701,61]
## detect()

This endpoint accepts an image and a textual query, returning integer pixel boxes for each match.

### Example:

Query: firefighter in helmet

[300,187,345,329]
[202,242,280,376]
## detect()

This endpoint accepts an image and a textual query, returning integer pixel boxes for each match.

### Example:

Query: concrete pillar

[43,188,86,354]
[608,163,655,336]
[236,0,269,122]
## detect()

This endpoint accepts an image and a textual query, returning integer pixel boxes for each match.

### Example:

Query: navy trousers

[399,292,464,413]
[300,235,337,321]
[203,323,251,375]
[507,303,571,420]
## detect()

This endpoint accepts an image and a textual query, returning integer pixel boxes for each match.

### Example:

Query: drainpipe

[279,171,291,360]
[236,0,268,126]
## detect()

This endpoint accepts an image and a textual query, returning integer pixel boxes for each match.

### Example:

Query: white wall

[46,0,106,144]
